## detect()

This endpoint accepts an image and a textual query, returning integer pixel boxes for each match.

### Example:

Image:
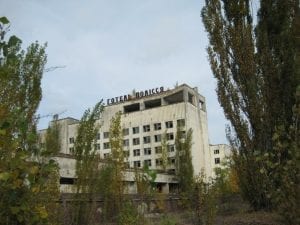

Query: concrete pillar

[162,183,169,194]
[140,102,145,110]
[183,88,189,103]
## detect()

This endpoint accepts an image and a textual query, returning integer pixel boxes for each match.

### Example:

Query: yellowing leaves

[29,165,39,175]
[31,186,40,193]
[0,172,10,181]
[35,205,48,219]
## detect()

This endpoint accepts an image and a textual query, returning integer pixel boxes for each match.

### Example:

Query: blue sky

[2,0,229,144]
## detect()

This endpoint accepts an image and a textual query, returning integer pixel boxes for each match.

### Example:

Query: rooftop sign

[106,86,164,105]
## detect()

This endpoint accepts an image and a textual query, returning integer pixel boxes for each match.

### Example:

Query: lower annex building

[39,83,230,193]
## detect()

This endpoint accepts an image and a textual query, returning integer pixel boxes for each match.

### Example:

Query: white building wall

[209,144,231,178]
[39,84,227,193]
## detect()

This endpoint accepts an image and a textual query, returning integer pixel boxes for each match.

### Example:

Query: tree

[175,126,194,193]
[0,17,59,225]
[160,130,168,172]
[71,101,104,225]
[108,111,125,215]
[202,0,299,213]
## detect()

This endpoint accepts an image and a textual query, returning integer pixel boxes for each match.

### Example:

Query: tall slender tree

[175,127,193,193]
[202,0,299,213]
[108,111,125,213]
[160,130,169,172]
[71,101,104,225]
[0,17,59,225]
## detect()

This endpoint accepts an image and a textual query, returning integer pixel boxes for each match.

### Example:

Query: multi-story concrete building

[209,144,231,178]
[39,84,229,193]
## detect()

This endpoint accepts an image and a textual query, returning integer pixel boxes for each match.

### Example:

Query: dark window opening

[124,103,140,113]
[60,177,75,185]
[177,119,185,127]
[163,91,184,104]
[144,98,161,109]
[154,123,161,130]
[122,128,129,136]
[165,121,173,128]
[188,93,195,105]
[132,126,139,134]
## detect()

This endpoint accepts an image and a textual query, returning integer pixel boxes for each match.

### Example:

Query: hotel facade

[39,84,230,193]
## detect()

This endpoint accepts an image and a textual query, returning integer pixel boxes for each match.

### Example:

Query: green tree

[202,0,299,214]
[108,111,125,215]
[175,127,193,193]
[0,17,59,225]
[160,130,168,172]
[43,119,61,157]
[193,174,217,225]
[71,101,104,225]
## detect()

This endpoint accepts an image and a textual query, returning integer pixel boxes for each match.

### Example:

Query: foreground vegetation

[202,0,299,224]
[1,0,299,223]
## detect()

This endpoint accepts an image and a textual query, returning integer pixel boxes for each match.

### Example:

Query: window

[103,142,110,149]
[166,133,174,140]
[188,93,195,105]
[96,133,101,140]
[133,149,140,156]
[69,147,74,152]
[132,126,139,134]
[155,146,162,154]
[179,131,186,138]
[199,100,204,110]
[94,143,100,150]
[177,119,185,127]
[156,158,163,166]
[154,134,161,142]
[154,123,161,130]
[167,145,175,152]
[215,158,220,164]
[143,136,151,144]
[134,161,141,168]
[144,148,151,155]
[168,157,176,165]
[124,103,140,113]
[123,150,130,157]
[144,159,151,167]
[103,132,109,139]
[122,128,129,136]
[60,177,74,185]
[123,139,129,147]
[69,137,74,144]
[143,125,150,132]
[133,138,140,145]
[214,149,219,154]
[165,121,173,128]
[104,153,110,158]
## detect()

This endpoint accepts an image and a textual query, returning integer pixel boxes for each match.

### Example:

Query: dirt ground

[146,195,284,225]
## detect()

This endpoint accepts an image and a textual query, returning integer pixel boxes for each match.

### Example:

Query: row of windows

[133,157,176,168]
[100,153,176,168]
[69,144,176,156]
[69,132,182,152]
[70,132,183,146]
[69,132,181,152]
[68,119,186,144]
[103,132,176,149]
[130,145,175,156]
